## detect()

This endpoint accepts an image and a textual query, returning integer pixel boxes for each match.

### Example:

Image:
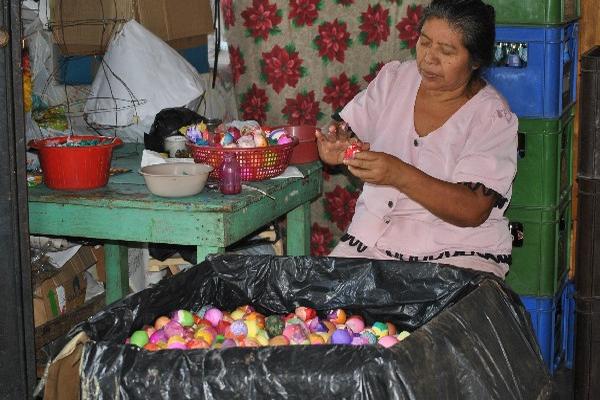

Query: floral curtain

[222,0,427,255]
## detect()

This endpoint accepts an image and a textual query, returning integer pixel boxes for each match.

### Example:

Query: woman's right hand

[316,122,367,166]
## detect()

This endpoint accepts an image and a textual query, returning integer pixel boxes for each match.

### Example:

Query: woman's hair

[418,0,496,79]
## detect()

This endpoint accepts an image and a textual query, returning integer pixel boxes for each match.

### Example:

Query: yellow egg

[245,319,259,338]
[231,310,245,320]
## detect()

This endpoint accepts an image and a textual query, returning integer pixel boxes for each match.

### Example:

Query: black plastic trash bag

[144,107,205,152]
[49,255,555,399]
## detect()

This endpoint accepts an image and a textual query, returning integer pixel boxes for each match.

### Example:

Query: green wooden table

[28,144,322,303]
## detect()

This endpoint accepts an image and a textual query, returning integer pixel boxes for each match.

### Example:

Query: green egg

[130,330,149,348]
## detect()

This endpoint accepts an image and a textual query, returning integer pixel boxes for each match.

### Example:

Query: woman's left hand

[344,150,406,186]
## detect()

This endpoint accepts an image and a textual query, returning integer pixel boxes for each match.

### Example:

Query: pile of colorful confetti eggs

[126,305,411,351]
[182,122,294,149]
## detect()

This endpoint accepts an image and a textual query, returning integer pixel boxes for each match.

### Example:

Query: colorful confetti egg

[194,327,217,345]
[351,336,369,346]
[225,320,248,339]
[220,132,235,146]
[186,339,210,349]
[322,320,336,333]
[306,317,327,333]
[227,127,241,141]
[237,135,255,148]
[360,330,378,345]
[195,305,213,319]
[230,309,246,321]
[244,337,260,347]
[386,322,397,336]
[149,329,168,345]
[277,135,293,145]
[345,316,365,334]
[378,335,399,348]
[129,330,149,348]
[308,333,325,345]
[244,319,259,338]
[163,320,186,338]
[282,323,309,343]
[295,306,317,322]
[327,309,347,325]
[143,343,160,351]
[268,128,287,140]
[154,316,170,330]
[269,335,290,346]
[216,320,231,336]
[171,310,195,327]
[221,338,237,349]
[331,328,353,345]
[372,322,389,338]
[253,132,268,147]
[265,315,285,337]
[256,330,270,346]
[204,308,223,327]
[167,335,187,349]
[245,312,265,329]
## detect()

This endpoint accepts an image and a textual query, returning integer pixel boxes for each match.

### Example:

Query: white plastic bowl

[139,162,213,197]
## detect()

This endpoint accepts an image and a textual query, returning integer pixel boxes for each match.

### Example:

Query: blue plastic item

[179,44,209,74]
[484,22,578,118]
[520,279,576,374]
[57,55,98,85]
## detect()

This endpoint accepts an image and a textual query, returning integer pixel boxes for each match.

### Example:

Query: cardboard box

[50,0,134,56]
[133,0,213,49]
[50,0,213,56]
[33,246,97,327]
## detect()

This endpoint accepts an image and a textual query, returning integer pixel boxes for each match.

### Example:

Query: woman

[316,0,517,278]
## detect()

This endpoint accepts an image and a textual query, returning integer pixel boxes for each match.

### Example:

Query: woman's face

[416,17,475,92]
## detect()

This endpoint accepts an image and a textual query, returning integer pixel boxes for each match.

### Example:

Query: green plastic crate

[486,0,579,25]
[506,195,572,296]
[511,105,574,208]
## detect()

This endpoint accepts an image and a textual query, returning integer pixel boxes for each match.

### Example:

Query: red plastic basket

[187,138,298,181]
[28,135,123,190]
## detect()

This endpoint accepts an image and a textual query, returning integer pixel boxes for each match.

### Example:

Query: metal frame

[0,0,35,398]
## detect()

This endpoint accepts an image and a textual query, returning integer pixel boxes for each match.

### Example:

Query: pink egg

[163,320,185,338]
[167,341,187,350]
[378,335,399,348]
[345,316,365,334]
[204,308,223,327]
[149,329,168,344]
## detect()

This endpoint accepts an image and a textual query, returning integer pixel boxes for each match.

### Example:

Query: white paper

[270,166,304,179]
[47,245,82,268]
[85,21,205,127]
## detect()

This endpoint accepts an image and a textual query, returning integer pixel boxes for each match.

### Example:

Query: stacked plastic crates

[482,0,579,374]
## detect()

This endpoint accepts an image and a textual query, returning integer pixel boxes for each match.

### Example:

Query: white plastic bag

[84,20,205,127]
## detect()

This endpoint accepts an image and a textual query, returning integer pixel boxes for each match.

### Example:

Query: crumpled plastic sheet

[65,255,555,399]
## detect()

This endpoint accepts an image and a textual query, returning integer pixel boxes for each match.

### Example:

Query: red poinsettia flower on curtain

[221,0,235,29]
[228,46,246,85]
[322,73,360,112]
[311,223,334,256]
[314,19,352,63]
[324,185,360,231]
[240,84,270,123]
[282,90,323,126]
[289,0,321,27]
[363,61,385,83]
[241,0,283,42]
[260,44,305,93]
[396,4,423,50]
[358,4,391,48]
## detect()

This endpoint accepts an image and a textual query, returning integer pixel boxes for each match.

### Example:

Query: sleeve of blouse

[338,61,401,143]
[452,101,518,198]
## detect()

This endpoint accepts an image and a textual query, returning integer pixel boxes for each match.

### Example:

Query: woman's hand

[316,122,368,166]
[344,150,406,186]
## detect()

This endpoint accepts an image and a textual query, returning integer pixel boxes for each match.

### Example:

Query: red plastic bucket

[28,135,123,190]
[277,125,318,164]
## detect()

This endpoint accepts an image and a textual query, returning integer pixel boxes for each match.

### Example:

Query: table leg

[286,202,311,256]
[104,243,129,304]
[196,246,225,264]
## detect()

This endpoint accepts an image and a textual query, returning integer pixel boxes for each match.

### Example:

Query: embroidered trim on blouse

[339,233,512,265]
[459,181,508,209]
